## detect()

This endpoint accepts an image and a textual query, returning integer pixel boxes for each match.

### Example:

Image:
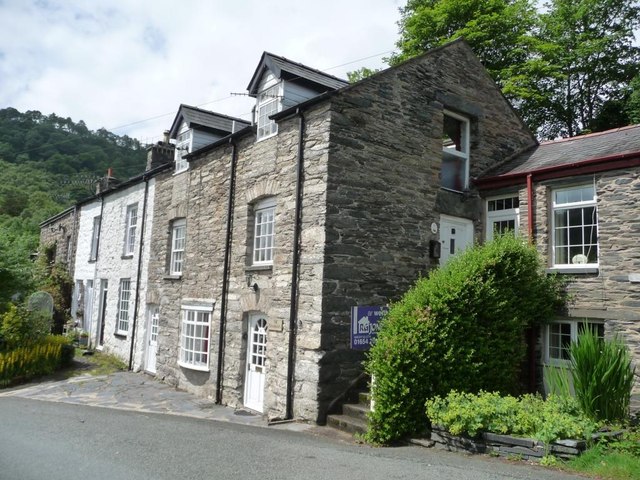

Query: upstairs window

[552,185,598,267]
[442,111,470,192]
[90,215,101,261]
[256,84,280,140]
[123,203,138,256]
[252,198,276,265]
[486,195,519,241]
[175,123,191,173]
[170,219,186,275]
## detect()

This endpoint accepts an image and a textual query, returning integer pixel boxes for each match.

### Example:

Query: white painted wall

[72,199,101,334]
[88,179,156,369]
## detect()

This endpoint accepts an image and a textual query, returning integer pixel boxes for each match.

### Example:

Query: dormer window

[442,111,470,192]
[256,84,281,140]
[175,122,191,173]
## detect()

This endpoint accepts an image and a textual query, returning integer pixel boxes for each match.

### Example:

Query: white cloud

[0,0,401,144]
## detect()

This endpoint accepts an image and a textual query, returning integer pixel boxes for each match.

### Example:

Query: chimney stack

[146,130,175,171]
[96,168,119,194]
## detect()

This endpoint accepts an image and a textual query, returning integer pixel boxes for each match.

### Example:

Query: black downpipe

[128,176,150,370]
[216,140,238,404]
[286,109,305,420]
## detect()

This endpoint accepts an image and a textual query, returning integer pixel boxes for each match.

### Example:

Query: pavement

[0,365,315,434]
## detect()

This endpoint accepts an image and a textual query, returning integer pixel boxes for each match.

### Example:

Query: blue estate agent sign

[351,305,389,351]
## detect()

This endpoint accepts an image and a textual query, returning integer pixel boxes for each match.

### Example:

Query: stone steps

[325,391,371,437]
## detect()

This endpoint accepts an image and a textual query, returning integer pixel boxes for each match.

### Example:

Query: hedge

[365,235,565,444]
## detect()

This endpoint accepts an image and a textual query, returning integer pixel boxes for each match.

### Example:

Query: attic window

[442,111,470,192]
[175,122,191,173]
[256,84,280,140]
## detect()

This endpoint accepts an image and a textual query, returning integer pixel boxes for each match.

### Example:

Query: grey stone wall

[517,169,640,390]
[317,40,537,414]
[39,207,78,274]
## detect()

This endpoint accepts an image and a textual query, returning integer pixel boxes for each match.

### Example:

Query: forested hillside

[0,107,148,306]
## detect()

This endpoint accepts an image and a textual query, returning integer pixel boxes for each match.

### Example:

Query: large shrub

[365,235,564,443]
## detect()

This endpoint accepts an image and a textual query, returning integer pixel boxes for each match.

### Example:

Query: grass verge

[563,443,640,480]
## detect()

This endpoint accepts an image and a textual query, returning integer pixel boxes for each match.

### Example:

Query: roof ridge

[540,124,640,146]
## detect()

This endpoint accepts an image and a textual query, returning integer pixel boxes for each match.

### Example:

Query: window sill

[546,267,599,275]
[163,274,182,281]
[178,360,209,372]
[245,264,273,272]
[88,259,97,264]
[173,168,189,176]
[440,186,469,194]
[121,254,133,260]
[256,131,278,143]
[114,332,128,339]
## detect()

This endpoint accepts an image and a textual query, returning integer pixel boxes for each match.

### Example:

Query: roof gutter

[475,150,640,190]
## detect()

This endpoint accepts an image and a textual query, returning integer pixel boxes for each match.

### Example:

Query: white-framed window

[123,203,138,256]
[179,305,212,371]
[442,110,470,192]
[256,84,281,140]
[552,185,598,267]
[175,122,191,173]
[486,195,520,241]
[116,278,131,335]
[89,215,101,261]
[170,218,186,275]
[252,198,276,265]
[545,319,604,365]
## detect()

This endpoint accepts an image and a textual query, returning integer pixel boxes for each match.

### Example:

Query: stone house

[142,39,536,423]
[39,206,78,274]
[476,126,640,391]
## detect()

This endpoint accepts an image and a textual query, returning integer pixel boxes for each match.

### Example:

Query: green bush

[365,235,565,443]
[0,335,72,386]
[0,303,52,349]
[546,328,635,423]
[426,390,598,444]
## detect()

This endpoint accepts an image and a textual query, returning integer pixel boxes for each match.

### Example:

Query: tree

[347,67,381,83]
[527,0,640,138]
[391,0,538,87]
[390,0,640,139]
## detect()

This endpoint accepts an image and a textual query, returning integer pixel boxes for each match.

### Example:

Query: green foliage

[0,335,72,387]
[568,442,640,480]
[426,390,598,444]
[34,255,73,334]
[0,304,52,349]
[391,0,640,139]
[347,67,381,83]
[571,329,634,423]
[365,235,565,443]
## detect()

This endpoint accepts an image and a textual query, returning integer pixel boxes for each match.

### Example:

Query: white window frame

[256,83,281,140]
[175,122,191,173]
[123,203,138,256]
[551,185,598,268]
[90,215,101,261]
[252,198,276,265]
[442,110,470,192]
[178,304,212,371]
[544,319,604,366]
[485,194,520,241]
[116,278,131,335]
[170,218,186,275]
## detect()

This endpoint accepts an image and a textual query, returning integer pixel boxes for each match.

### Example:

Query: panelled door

[145,306,159,374]
[440,215,474,265]
[244,313,267,413]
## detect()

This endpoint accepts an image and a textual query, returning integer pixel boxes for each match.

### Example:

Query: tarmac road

[0,397,583,480]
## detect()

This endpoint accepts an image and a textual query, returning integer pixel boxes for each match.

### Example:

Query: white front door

[244,314,267,413]
[440,215,474,265]
[145,306,159,374]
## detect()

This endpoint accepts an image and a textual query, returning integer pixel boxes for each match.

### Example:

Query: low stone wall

[424,427,622,461]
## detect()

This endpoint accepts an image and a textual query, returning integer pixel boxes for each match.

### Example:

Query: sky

[0,0,403,145]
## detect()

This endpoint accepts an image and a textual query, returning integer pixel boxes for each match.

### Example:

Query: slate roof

[247,52,348,96]
[169,105,250,138]
[486,125,640,177]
